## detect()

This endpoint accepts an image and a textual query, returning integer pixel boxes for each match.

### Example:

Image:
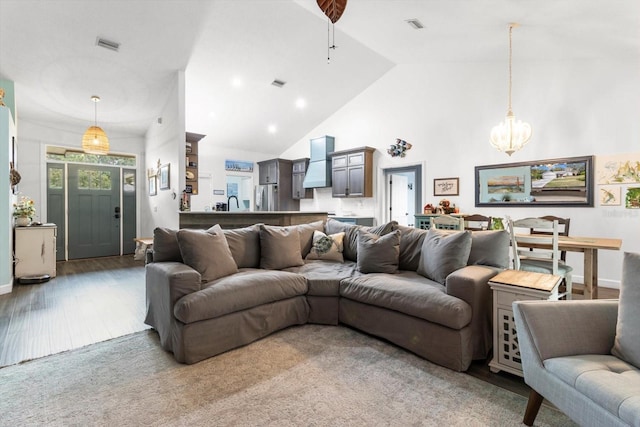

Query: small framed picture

[434,177,459,196]
[149,176,157,196]
[159,164,170,190]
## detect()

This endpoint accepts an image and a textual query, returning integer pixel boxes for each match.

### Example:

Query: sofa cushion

[223,224,261,268]
[285,260,358,296]
[295,220,326,258]
[467,230,510,268]
[325,219,396,262]
[544,354,640,425]
[417,229,472,285]
[306,230,345,262]
[396,225,428,271]
[259,224,305,270]
[176,226,238,282]
[153,227,182,263]
[357,229,401,274]
[173,269,308,323]
[612,252,640,368]
[340,271,472,329]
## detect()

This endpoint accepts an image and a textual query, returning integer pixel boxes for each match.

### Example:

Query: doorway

[226,175,253,211]
[383,165,422,227]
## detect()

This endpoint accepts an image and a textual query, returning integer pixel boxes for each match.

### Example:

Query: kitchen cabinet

[330,147,375,198]
[258,159,280,184]
[257,158,298,211]
[14,224,57,279]
[185,132,205,195]
[292,158,313,199]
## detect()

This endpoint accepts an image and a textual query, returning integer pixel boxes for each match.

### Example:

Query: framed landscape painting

[475,155,594,207]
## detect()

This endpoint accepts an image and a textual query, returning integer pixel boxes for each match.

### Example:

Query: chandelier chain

[508,24,513,114]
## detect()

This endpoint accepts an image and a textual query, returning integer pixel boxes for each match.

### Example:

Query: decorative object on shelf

[475,155,594,207]
[9,161,21,187]
[13,195,35,226]
[317,0,347,63]
[180,190,191,211]
[434,177,459,196]
[159,163,170,190]
[387,138,412,158]
[82,95,109,155]
[423,203,435,214]
[490,23,532,156]
[149,176,157,196]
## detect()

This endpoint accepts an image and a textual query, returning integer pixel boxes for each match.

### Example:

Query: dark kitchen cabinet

[292,158,313,199]
[330,147,375,198]
[258,159,280,185]
[257,158,298,211]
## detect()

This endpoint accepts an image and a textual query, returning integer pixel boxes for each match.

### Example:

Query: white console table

[14,224,57,280]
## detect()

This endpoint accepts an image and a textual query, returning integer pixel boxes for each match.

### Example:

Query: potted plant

[13,196,36,226]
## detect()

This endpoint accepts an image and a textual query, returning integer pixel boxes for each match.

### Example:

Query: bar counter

[179,211,328,230]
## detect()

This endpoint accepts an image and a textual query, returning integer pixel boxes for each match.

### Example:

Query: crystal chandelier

[82,95,109,155]
[490,23,532,156]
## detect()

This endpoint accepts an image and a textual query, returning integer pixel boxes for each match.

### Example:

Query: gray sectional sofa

[145,218,509,371]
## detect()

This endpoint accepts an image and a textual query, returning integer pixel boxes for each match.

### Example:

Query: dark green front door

[68,164,120,259]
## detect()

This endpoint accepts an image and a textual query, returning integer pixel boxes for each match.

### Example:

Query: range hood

[303,135,335,188]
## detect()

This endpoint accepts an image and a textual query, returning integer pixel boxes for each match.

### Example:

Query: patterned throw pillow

[306,230,345,263]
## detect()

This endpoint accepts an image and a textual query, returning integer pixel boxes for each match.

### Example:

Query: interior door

[68,164,120,259]
[390,174,409,226]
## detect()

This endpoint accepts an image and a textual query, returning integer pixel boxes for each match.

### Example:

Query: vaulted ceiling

[1,0,638,155]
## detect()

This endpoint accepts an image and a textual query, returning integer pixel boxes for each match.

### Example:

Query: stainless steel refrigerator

[255,184,277,211]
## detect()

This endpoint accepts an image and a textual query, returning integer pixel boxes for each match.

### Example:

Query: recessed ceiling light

[209,111,216,119]
[295,98,306,109]
[405,19,424,29]
[96,37,120,51]
[268,124,277,134]
[231,77,243,88]
[271,79,286,88]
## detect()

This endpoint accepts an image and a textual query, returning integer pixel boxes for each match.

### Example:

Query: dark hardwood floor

[0,256,148,367]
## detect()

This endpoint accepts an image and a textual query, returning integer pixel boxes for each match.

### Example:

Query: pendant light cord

[507,24,514,114]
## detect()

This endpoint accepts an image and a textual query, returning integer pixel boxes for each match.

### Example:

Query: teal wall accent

[0,79,16,122]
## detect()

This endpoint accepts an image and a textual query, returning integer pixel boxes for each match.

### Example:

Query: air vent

[271,79,286,88]
[405,19,424,29]
[96,37,120,52]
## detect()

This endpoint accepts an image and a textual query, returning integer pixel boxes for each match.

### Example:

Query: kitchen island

[179,211,328,230]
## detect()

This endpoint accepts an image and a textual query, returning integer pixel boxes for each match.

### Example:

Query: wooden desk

[516,235,622,299]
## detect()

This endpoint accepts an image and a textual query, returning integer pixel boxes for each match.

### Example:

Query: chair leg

[565,274,572,300]
[523,389,544,426]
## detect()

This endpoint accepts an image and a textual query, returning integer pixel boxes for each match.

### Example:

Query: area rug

[0,325,575,426]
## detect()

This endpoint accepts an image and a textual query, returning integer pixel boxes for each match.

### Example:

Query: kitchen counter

[179,211,328,230]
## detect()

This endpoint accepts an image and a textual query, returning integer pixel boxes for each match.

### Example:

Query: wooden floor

[0,256,148,368]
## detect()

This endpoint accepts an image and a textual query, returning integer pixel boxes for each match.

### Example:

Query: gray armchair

[513,252,640,427]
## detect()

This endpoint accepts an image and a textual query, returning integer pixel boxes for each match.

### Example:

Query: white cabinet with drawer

[14,224,57,280]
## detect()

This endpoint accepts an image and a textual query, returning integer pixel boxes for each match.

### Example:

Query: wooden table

[488,270,563,377]
[516,235,622,299]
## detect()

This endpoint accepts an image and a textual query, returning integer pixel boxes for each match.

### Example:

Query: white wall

[281,58,640,287]
[142,72,186,237]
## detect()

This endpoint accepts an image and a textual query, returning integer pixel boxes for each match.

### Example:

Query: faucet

[227,195,239,211]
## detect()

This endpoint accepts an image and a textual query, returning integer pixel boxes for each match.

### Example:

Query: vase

[15,217,30,227]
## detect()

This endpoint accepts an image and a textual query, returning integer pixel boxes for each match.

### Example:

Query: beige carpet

[0,325,575,426]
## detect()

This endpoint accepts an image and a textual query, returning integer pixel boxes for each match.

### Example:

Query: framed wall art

[475,155,594,207]
[434,177,459,196]
[149,176,157,196]
[159,163,170,190]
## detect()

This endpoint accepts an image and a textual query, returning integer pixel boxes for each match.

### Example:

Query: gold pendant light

[82,95,109,155]
[490,23,532,156]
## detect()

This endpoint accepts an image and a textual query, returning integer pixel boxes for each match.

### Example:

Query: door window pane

[48,168,63,189]
[78,169,112,190]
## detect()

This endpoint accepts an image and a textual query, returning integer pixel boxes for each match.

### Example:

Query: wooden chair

[508,217,573,299]
[463,214,492,231]
[530,215,570,262]
[430,215,464,230]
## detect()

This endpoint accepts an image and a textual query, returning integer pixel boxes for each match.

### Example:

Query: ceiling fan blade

[317,0,347,24]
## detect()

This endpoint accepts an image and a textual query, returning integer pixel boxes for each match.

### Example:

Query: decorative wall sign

[225,160,254,172]
[475,155,594,207]
[159,164,170,190]
[600,186,621,206]
[434,177,459,196]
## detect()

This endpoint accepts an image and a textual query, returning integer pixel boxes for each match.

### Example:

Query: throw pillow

[356,229,401,274]
[296,220,326,258]
[259,224,305,270]
[306,230,345,262]
[467,230,510,268]
[177,226,238,282]
[396,225,428,271]
[612,252,640,367]
[325,218,397,262]
[152,227,182,262]
[417,228,472,285]
[223,224,261,268]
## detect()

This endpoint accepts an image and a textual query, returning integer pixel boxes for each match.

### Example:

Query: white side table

[489,269,562,377]
[14,224,57,279]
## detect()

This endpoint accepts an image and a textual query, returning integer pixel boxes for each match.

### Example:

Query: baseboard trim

[0,279,13,295]
[573,275,620,290]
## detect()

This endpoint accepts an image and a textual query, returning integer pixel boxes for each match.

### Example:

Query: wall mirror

[475,155,594,207]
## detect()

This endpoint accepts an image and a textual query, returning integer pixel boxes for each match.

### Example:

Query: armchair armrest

[513,299,619,363]
[446,265,502,359]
